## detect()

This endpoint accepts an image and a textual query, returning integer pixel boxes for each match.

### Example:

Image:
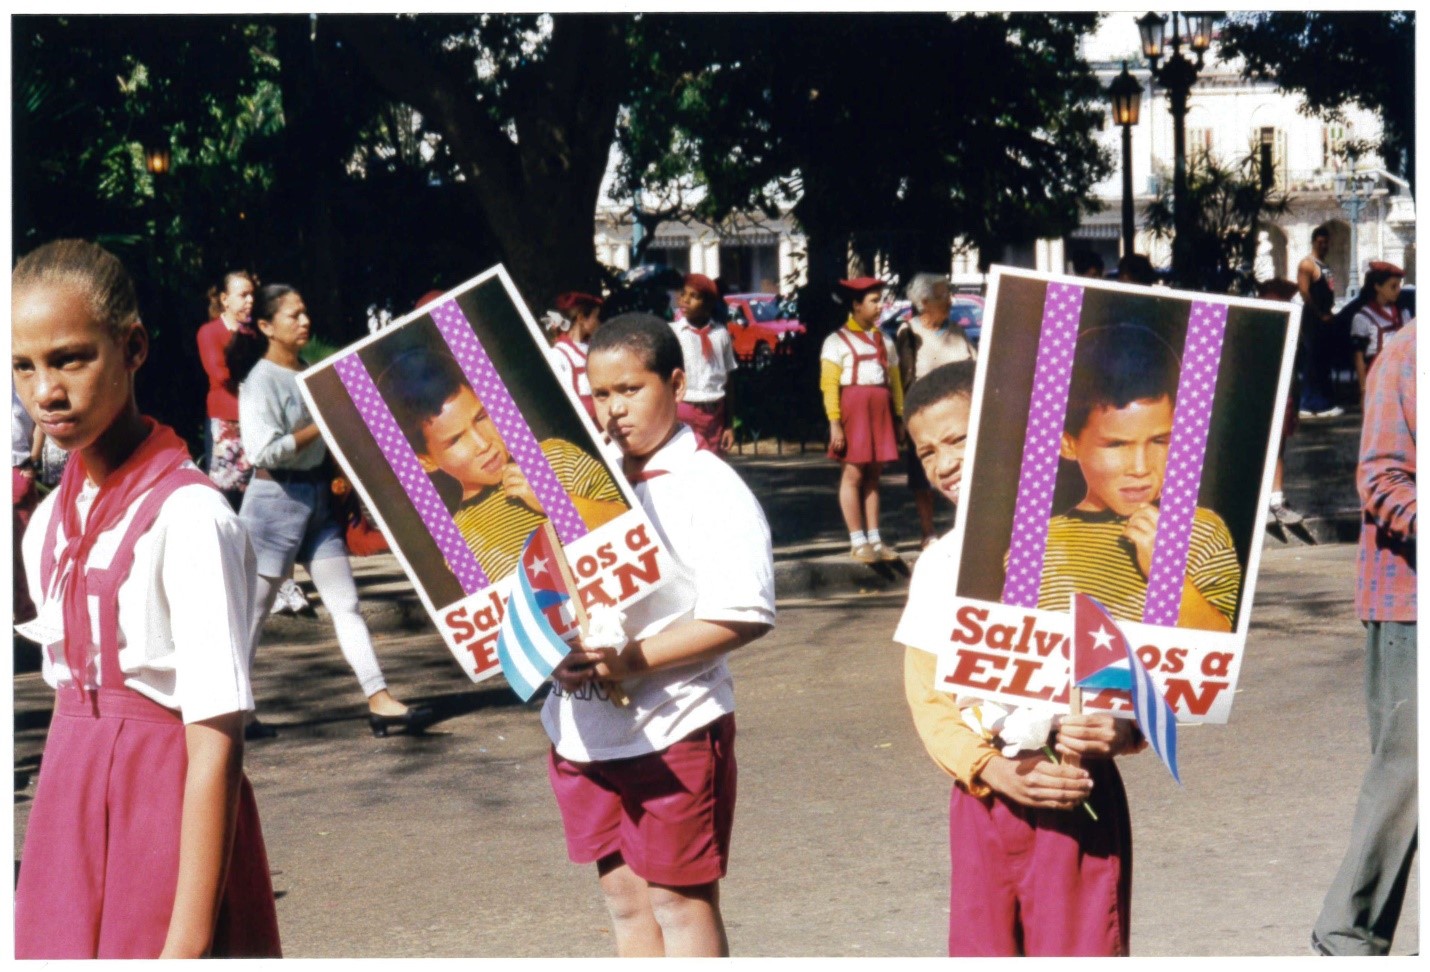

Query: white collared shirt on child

[669,319,738,404]
[541,425,775,761]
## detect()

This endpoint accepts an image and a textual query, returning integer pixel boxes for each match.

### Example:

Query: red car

[723,293,806,366]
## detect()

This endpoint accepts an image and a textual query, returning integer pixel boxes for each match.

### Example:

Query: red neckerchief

[624,428,713,483]
[687,321,715,359]
[41,419,194,693]
[1367,302,1403,328]
[847,325,888,370]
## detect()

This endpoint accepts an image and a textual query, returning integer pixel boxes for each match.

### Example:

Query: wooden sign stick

[541,522,629,708]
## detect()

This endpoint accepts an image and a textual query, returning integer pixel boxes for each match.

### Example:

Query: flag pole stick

[541,521,629,708]
[1065,685,1083,770]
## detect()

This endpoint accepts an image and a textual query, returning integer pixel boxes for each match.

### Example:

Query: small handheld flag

[495,528,577,701]
[1073,594,1180,784]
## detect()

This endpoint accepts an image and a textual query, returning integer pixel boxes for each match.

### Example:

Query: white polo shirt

[670,319,738,403]
[541,426,776,760]
[21,468,258,724]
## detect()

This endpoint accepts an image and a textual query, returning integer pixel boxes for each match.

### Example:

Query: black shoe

[244,719,279,741]
[368,704,436,738]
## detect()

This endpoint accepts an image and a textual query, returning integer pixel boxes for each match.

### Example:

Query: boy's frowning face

[419,384,510,497]
[1060,395,1173,517]
[588,347,684,460]
[908,393,971,506]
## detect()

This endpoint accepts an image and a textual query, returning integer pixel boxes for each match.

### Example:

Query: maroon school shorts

[547,713,736,888]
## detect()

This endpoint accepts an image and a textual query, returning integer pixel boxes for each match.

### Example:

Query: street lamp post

[1107,62,1143,259]
[1334,157,1375,299]
[1138,12,1216,282]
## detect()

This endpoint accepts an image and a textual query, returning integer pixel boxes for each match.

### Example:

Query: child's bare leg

[838,462,866,533]
[596,854,664,956]
[861,462,882,532]
[648,880,727,957]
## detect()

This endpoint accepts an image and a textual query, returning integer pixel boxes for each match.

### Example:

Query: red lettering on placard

[467,632,499,673]
[1004,658,1055,701]
[946,650,1006,694]
[578,578,617,609]
[612,547,661,599]
[1163,678,1228,716]
[1201,652,1234,678]
[951,605,988,646]
[445,606,476,645]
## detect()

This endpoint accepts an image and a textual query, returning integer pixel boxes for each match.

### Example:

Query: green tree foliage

[615,13,1111,336]
[1218,12,1415,194]
[1144,148,1292,294]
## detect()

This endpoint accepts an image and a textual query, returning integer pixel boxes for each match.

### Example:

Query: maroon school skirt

[677,398,728,454]
[15,688,282,959]
[832,384,899,464]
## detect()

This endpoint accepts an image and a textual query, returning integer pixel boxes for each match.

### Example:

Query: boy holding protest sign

[898,361,1144,957]
[1041,324,1241,632]
[542,313,775,957]
[377,345,626,580]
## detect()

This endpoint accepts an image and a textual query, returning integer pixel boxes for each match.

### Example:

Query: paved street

[12,537,1417,957]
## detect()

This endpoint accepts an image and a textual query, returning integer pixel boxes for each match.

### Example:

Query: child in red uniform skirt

[11,240,280,959]
[820,277,905,563]
[547,290,605,422]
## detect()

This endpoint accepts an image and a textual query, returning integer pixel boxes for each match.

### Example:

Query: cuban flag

[495,528,577,701]
[1073,593,1180,784]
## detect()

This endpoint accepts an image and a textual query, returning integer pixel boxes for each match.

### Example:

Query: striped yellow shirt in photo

[1036,506,1242,629]
[452,438,624,581]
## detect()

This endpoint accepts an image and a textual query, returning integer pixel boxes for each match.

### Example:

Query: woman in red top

[196,270,257,509]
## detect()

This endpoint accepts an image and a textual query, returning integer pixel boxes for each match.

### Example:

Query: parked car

[877,295,985,348]
[723,292,807,367]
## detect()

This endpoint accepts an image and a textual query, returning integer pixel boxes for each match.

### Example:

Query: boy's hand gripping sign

[897,268,1300,724]
[298,266,670,686]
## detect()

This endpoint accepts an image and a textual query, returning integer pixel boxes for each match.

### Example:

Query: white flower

[583,605,628,652]
[996,707,1055,757]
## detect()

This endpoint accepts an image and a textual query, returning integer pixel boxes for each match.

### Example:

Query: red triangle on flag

[1072,593,1130,685]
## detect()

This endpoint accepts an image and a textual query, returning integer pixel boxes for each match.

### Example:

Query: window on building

[719,240,780,293]
[1188,127,1215,163]
[647,238,691,274]
[1323,124,1347,170]
[1257,127,1288,190]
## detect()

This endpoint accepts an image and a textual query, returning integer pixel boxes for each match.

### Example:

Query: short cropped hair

[13,239,138,340]
[1063,325,1180,437]
[1311,224,1331,242]
[1070,250,1105,277]
[906,273,950,314]
[376,347,469,454]
[904,360,976,422]
[588,312,683,380]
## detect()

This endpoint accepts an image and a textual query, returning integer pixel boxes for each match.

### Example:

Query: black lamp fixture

[1137,12,1219,280]
[1107,62,1144,258]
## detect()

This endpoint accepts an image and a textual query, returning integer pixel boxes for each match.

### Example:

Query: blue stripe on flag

[495,558,573,702]
[1127,639,1180,784]
[1078,666,1133,691]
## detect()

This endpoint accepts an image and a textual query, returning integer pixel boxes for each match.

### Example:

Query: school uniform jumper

[820,319,903,464]
[541,426,776,885]
[15,423,280,958]
[549,334,597,421]
[898,531,1131,957]
[671,318,739,453]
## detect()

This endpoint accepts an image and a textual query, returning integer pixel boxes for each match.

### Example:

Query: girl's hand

[1122,504,1160,578]
[829,421,847,456]
[502,463,542,513]
[551,648,604,691]
[719,426,736,452]
[979,753,1092,811]
[1055,713,1141,760]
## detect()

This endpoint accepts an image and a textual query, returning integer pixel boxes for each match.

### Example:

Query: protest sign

[298,266,670,683]
[897,268,1300,723]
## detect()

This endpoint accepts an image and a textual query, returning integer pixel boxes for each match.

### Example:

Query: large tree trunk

[333,14,626,316]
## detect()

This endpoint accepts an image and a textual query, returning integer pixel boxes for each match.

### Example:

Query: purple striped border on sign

[1142,301,1229,625]
[333,353,490,596]
[427,298,590,546]
[1000,281,1085,608]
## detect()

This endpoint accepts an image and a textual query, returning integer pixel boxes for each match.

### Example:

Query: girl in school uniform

[1349,261,1408,399]
[671,273,738,453]
[228,283,433,738]
[12,239,281,958]
[546,290,604,422]
[820,276,905,563]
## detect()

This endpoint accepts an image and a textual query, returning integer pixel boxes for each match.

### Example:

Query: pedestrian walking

[821,276,904,563]
[11,239,280,958]
[229,283,433,738]
[1312,319,1417,956]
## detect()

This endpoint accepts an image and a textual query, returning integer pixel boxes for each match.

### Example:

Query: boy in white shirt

[670,273,738,453]
[543,312,775,957]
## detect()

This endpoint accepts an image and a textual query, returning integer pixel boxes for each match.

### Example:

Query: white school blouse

[670,319,739,403]
[21,467,258,724]
[239,357,327,470]
[541,426,776,761]
[820,328,899,387]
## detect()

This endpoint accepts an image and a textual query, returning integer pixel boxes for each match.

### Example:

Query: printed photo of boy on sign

[298,267,669,684]
[897,268,1299,724]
